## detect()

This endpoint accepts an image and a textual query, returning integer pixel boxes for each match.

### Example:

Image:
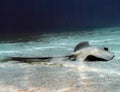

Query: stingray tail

[8,57,53,63]
[4,54,77,63]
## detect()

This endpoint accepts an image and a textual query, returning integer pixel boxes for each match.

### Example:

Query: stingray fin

[84,55,107,61]
[74,41,90,52]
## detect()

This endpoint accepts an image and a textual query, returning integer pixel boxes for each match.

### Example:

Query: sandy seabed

[0,60,120,92]
[0,85,113,92]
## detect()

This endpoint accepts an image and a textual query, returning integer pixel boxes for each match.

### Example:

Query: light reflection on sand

[0,85,119,92]
[0,59,120,92]
[0,86,106,92]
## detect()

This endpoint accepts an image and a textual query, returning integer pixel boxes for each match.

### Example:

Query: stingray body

[10,41,114,63]
[69,41,114,61]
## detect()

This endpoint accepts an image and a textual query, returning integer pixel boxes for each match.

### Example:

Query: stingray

[9,41,114,63]
[68,41,114,61]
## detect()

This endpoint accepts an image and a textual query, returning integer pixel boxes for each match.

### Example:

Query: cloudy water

[0,27,120,92]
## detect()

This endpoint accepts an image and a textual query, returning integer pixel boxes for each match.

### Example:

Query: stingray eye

[104,47,109,51]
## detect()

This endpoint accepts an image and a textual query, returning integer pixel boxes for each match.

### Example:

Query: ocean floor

[0,27,120,92]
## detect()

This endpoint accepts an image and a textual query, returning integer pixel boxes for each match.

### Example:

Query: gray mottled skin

[70,41,114,61]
